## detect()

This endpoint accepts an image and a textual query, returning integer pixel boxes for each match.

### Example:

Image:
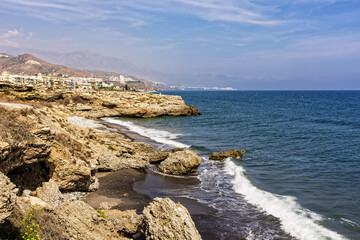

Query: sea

[104,91,360,240]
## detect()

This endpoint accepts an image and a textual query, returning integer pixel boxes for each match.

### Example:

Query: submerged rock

[209,149,246,160]
[143,197,202,240]
[158,150,201,175]
[0,172,17,223]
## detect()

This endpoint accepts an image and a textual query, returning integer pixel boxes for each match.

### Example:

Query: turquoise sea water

[108,91,360,239]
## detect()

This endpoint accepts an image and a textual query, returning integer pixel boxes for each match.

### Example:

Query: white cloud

[0,29,21,39]
[0,29,23,47]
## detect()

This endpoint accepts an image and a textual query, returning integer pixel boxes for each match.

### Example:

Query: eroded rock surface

[54,200,119,240]
[209,149,246,160]
[159,150,202,175]
[104,209,143,237]
[0,172,17,223]
[143,197,202,240]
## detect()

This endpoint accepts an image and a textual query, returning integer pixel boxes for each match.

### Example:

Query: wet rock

[54,200,119,240]
[104,209,143,236]
[159,150,201,175]
[0,172,18,223]
[143,197,201,240]
[209,149,246,160]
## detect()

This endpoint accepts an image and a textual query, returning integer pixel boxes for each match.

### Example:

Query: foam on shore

[103,118,190,148]
[224,159,348,240]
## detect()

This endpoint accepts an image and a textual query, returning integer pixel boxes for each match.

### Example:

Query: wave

[224,159,348,240]
[103,118,190,148]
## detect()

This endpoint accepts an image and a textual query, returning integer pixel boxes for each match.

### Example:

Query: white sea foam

[224,159,348,240]
[103,118,190,148]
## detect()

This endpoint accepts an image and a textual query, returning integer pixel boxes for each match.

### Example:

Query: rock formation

[104,209,143,237]
[4,85,201,118]
[143,197,202,240]
[0,172,17,223]
[209,149,246,160]
[54,200,120,240]
[159,150,202,175]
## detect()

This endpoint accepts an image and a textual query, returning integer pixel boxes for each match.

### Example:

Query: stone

[54,200,119,240]
[98,201,117,210]
[143,198,201,240]
[0,172,18,223]
[104,209,143,236]
[209,149,246,160]
[36,179,63,207]
[16,196,54,213]
[159,150,201,175]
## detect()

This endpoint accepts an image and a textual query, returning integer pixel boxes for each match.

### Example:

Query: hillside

[0,53,93,77]
[0,53,170,91]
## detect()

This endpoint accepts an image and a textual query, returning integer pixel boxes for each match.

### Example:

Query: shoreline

[83,118,236,239]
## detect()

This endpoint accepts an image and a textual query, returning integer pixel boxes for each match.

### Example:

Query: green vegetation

[96,209,106,219]
[3,88,10,95]
[107,145,116,151]
[17,207,41,240]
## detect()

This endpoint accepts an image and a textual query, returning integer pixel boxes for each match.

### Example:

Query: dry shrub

[0,106,34,146]
[72,95,86,104]
[4,207,66,240]
[0,92,53,109]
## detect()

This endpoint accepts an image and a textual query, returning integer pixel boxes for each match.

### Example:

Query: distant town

[0,53,237,91]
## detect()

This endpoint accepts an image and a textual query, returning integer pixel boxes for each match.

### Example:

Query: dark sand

[85,170,152,212]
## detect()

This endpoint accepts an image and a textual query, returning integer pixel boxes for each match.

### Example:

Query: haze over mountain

[0,46,172,84]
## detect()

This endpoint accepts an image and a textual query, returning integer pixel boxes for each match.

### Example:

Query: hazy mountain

[0,46,172,83]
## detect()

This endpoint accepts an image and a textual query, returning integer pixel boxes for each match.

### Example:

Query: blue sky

[0,0,360,89]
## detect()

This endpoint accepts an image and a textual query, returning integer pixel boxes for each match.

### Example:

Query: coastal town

[0,72,138,90]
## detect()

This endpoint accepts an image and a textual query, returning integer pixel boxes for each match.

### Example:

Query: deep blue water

[113,91,360,239]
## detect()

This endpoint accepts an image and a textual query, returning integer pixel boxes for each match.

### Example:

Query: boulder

[104,209,143,236]
[143,198,201,240]
[209,149,246,160]
[159,150,201,175]
[0,172,18,223]
[36,179,63,207]
[54,200,119,240]
[16,196,54,213]
[147,148,184,163]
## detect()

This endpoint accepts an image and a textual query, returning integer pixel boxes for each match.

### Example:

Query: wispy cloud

[0,0,286,26]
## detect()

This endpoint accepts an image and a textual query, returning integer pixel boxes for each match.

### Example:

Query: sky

[0,0,360,89]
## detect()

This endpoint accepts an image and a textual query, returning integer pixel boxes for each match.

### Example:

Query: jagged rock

[54,200,119,240]
[0,172,17,223]
[16,196,54,213]
[36,179,63,207]
[209,149,246,160]
[147,148,184,163]
[143,198,201,240]
[159,150,201,175]
[96,151,149,171]
[98,201,117,210]
[104,209,143,236]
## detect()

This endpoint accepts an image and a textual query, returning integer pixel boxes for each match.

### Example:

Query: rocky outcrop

[159,150,202,175]
[54,200,119,240]
[209,149,246,160]
[9,87,201,118]
[35,179,63,208]
[0,172,17,223]
[143,198,202,240]
[104,209,143,237]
